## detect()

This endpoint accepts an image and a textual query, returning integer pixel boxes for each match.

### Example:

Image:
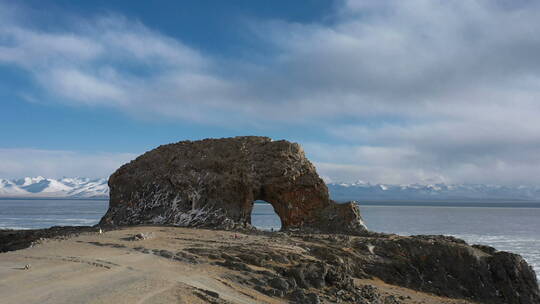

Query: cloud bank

[0,148,136,179]
[2,0,540,185]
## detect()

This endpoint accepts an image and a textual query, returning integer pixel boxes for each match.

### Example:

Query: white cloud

[2,1,540,184]
[42,68,128,105]
[0,148,136,179]
[0,25,103,69]
[2,0,539,122]
[305,143,439,185]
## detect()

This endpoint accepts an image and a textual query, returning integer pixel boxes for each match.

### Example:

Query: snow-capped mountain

[328,181,540,201]
[0,177,108,199]
[3,176,540,201]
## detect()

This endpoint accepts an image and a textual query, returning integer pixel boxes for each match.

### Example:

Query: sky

[1,0,540,185]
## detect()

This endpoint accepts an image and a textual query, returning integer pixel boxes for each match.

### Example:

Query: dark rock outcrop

[186,231,540,304]
[0,226,96,253]
[99,136,366,234]
[360,235,540,304]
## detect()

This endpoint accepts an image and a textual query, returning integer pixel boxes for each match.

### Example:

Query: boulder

[99,136,367,234]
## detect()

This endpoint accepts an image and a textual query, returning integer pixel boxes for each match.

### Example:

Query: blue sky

[2,0,540,185]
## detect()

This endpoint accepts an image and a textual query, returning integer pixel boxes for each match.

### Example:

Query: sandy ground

[0,226,474,304]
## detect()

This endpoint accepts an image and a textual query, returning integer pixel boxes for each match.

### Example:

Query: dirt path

[0,227,283,304]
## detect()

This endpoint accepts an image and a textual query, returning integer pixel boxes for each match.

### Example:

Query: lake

[1,199,539,280]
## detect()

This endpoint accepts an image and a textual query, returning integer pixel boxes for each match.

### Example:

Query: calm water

[0,199,107,230]
[1,199,539,279]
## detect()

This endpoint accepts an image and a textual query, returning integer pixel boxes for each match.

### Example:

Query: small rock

[292,289,321,304]
[255,286,284,298]
[215,260,251,272]
[157,250,174,259]
[220,253,242,263]
[287,277,298,290]
[249,277,265,286]
[269,288,285,297]
[174,251,199,264]
[268,253,290,264]
[269,277,290,291]
[383,295,402,304]
[200,289,219,298]
[133,233,149,240]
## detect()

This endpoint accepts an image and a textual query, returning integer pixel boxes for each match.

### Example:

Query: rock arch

[99,136,367,234]
[250,200,281,230]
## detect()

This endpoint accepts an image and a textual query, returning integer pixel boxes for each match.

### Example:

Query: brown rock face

[99,136,367,234]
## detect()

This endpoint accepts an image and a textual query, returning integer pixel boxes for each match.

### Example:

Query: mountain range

[2,177,540,201]
[0,177,108,199]
[328,181,540,201]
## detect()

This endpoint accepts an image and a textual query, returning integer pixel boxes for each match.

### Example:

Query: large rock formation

[99,136,367,234]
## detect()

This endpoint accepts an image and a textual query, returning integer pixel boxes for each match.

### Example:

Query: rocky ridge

[1,226,538,304]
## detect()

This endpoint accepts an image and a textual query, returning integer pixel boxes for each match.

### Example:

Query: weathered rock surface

[99,136,367,234]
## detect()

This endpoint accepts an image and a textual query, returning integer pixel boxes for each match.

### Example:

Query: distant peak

[0,177,109,199]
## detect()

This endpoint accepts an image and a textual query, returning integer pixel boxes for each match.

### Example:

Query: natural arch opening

[250,200,282,231]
